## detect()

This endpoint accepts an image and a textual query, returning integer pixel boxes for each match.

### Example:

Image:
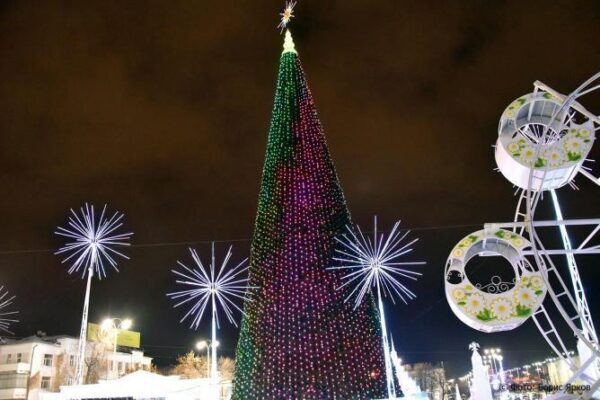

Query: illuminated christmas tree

[232,31,386,400]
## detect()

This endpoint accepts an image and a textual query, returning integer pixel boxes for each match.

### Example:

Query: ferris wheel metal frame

[486,74,600,399]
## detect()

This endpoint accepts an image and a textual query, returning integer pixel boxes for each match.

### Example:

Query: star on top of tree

[277,1,297,32]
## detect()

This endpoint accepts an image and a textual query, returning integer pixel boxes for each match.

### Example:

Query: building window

[118,362,123,371]
[16,353,22,363]
[43,354,53,367]
[69,355,75,367]
[40,376,51,389]
[5,354,11,364]
[0,372,28,389]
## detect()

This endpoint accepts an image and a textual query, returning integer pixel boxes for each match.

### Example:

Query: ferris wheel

[445,73,600,399]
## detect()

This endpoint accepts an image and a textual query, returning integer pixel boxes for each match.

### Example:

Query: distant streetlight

[195,340,207,350]
[101,317,133,377]
[483,347,505,386]
[196,340,209,377]
[196,340,219,378]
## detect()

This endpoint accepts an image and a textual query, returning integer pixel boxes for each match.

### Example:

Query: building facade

[0,335,152,400]
[404,362,448,400]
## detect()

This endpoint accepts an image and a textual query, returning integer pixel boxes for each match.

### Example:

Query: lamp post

[210,340,219,379]
[101,317,132,378]
[196,340,219,379]
[495,354,505,384]
[196,341,209,377]
[522,365,531,382]
[484,348,504,384]
[24,344,38,400]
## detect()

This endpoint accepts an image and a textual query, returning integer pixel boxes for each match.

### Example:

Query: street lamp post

[196,340,219,379]
[484,348,505,385]
[495,355,505,384]
[24,344,38,400]
[523,365,531,383]
[196,341,209,377]
[101,317,132,378]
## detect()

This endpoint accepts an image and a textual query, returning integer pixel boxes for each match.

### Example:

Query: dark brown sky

[1,0,599,377]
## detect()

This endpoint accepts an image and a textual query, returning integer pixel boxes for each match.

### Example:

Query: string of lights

[0,222,483,256]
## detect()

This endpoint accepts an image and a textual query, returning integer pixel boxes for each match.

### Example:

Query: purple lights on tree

[232,31,386,400]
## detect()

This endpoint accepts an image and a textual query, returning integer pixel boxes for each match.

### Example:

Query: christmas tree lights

[232,31,386,400]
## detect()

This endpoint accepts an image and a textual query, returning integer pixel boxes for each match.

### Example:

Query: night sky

[1,1,599,379]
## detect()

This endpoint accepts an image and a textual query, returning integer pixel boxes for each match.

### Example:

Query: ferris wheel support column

[549,190,597,342]
[550,189,600,383]
[580,169,600,186]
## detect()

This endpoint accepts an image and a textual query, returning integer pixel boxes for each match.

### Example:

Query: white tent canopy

[42,370,227,400]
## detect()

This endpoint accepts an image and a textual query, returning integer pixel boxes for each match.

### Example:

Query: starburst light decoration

[277,1,297,32]
[55,203,132,385]
[55,203,133,278]
[0,286,18,334]
[168,243,251,380]
[331,216,424,307]
[330,216,424,399]
[167,244,251,329]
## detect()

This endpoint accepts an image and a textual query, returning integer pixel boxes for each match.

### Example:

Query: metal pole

[112,326,118,378]
[378,286,395,399]
[206,347,210,377]
[75,262,95,385]
[210,242,218,380]
[493,356,499,378]
[373,216,395,399]
[25,344,38,400]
